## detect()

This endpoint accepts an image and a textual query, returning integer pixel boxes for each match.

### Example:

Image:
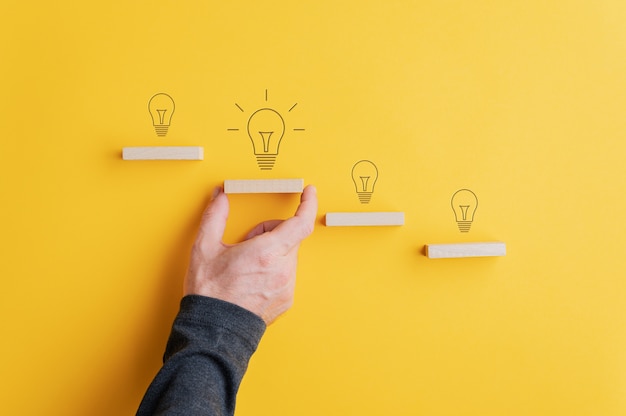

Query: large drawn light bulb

[351,160,378,204]
[247,108,285,170]
[148,93,175,137]
[451,189,478,232]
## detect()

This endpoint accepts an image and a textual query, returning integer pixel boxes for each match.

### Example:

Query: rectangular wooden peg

[223,179,304,194]
[122,146,204,160]
[425,242,506,258]
[325,212,405,227]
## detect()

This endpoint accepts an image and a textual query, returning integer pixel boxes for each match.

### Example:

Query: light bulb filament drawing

[259,132,273,152]
[148,93,175,137]
[451,189,478,232]
[228,90,305,170]
[156,109,168,125]
[352,160,378,204]
[359,176,371,192]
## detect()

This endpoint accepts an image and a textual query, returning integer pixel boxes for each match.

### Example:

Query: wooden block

[325,212,405,227]
[122,146,204,160]
[224,179,304,194]
[425,242,506,258]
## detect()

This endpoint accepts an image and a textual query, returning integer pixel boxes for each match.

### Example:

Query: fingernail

[210,186,221,201]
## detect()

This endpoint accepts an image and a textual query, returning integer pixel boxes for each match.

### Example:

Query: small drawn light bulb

[451,189,478,232]
[148,93,175,137]
[351,160,378,204]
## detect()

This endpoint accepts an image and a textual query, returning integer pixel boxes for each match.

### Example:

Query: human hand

[184,185,318,325]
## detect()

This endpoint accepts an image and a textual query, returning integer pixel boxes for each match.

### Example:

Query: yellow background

[2,1,626,415]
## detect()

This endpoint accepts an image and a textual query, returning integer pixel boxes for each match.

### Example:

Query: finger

[245,219,283,240]
[197,186,229,248]
[270,185,318,252]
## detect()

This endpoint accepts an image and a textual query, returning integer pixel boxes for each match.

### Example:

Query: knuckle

[301,220,315,237]
[256,251,277,268]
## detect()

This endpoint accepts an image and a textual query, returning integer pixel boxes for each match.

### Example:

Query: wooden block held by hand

[223,179,304,194]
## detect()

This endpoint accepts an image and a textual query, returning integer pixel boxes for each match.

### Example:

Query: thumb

[197,187,229,249]
[270,185,318,253]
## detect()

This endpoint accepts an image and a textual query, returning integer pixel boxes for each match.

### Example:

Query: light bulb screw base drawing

[256,155,277,170]
[357,192,373,204]
[154,125,170,137]
[456,221,472,233]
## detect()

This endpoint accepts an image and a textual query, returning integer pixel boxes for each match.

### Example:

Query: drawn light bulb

[351,160,378,204]
[451,189,478,232]
[148,93,175,137]
[247,108,285,170]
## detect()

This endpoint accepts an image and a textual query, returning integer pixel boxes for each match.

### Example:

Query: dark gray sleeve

[136,295,266,416]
